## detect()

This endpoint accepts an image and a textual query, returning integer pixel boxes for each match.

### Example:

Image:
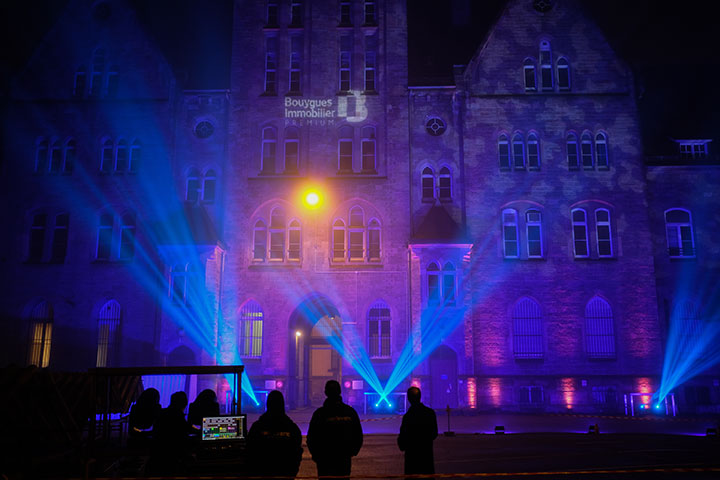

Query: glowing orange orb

[302,189,322,209]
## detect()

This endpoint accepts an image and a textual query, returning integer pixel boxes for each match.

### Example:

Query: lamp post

[295,330,302,407]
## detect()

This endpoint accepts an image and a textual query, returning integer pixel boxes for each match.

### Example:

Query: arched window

[332,219,346,260]
[585,297,615,358]
[427,262,440,305]
[557,57,570,91]
[368,218,381,261]
[595,132,608,169]
[581,132,593,169]
[50,140,62,173]
[526,210,542,258]
[421,166,435,200]
[28,300,53,367]
[527,133,540,170]
[571,208,589,258]
[284,127,299,173]
[523,58,536,91]
[361,126,376,173]
[29,213,47,262]
[96,300,121,367]
[36,139,49,172]
[498,134,510,170]
[368,300,390,358]
[90,48,106,97]
[186,168,200,203]
[119,212,136,260]
[64,139,76,173]
[512,133,525,169]
[202,169,216,202]
[539,40,553,91]
[96,212,113,260]
[171,263,187,302]
[51,213,69,263]
[338,125,353,172]
[115,139,128,171]
[442,262,456,305]
[513,297,543,358]
[101,139,114,173]
[253,220,267,261]
[129,140,141,173]
[595,209,613,257]
[566,133,579,169]
[288,219,302,260]
[438,166,452,200]
[502,209,519,258]
[74,67,86,97]
[665,208,695,257]
[261,127,277,174]
[269,207,286,260]
[348,206,365,261]
[239,300,263,358]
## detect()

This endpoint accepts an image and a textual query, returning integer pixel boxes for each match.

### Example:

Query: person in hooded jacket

[306,380,363,480]
[246,390,303,478]
[397,386,438,476]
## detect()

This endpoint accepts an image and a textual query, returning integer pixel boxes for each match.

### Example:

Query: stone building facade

[1,0,717,414]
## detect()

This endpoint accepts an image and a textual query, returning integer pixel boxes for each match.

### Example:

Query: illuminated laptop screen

[201,415,245,441]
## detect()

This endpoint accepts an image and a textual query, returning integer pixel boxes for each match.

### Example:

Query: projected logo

[284,91,368,126]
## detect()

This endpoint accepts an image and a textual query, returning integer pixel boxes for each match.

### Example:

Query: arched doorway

[288,296,342,408]
[429,345,458,409]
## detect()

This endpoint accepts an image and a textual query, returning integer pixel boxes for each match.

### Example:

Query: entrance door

[307,315,341,406]
[429,345,458,408]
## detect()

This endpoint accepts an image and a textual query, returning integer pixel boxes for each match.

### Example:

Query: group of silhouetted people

[126,381,439,478]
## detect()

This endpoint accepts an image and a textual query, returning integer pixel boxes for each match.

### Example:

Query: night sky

[2,0,718,152]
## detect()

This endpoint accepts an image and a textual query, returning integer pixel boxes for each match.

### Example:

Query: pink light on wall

[466,377,477,408]
[635,377,654,394]
[488,377,502,407]
[560,377,575,409]
[411,377,421,389]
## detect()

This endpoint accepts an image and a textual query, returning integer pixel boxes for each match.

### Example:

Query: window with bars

[557,57,570,90]
[595,209,613,257]
[28,300,52,368]
[239,301,263,358]
[513,298,543,359]
[361,126,376,172]
[264,36,277,95]
[284,127,300,173]
[96,300,120,367]
[339,34,352,92]
[364,34,377,92]
[523,58,536,91]
[567,133,579,169]
[585,297,615,359]
[262,126,277,174]
[571,208,589,258]
[338,125,353,172]
[665,209,695,258]
[368,300,391,358]
[502,209,519,258]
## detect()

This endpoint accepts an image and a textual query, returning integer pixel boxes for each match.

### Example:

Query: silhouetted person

[247,390,303,478]
[397,387,438,475]
[128,387,161,448]
[307,380,363,480]
[149,391,192,474]
[187,388,220,430]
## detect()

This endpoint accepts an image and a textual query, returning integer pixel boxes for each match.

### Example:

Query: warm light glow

[302,188,323,209]
[466,377,477,409]
[295,330,302,337]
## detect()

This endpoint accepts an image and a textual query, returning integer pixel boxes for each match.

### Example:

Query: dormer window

[677,140,710,160]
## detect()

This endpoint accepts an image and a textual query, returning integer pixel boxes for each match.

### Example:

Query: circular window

[194,121,214,139]
[425,117,447,136]
[533,0,553,13]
